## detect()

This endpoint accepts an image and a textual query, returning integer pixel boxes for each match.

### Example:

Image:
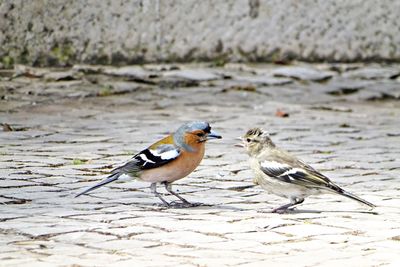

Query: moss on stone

[1,55,14,69]
[50,44,75,66]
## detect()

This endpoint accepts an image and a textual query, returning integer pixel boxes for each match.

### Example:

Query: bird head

[174,121,222,151]
[239,128,275,156]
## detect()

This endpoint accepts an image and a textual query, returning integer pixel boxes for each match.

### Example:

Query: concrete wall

[1,0,399,66]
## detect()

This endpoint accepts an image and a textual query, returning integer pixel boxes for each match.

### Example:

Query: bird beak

[235,136,245,147]
[206,130,222,140]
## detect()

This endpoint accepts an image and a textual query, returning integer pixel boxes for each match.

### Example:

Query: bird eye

[196,132,204,137]
[246,138,251,142]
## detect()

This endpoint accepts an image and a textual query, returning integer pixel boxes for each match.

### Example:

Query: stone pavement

[1,63,400,266]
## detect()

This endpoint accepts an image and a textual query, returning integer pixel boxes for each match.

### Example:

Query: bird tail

[339,189,376,208]
[75,172,120,198]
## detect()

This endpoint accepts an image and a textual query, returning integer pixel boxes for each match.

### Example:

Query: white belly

[250,158,319,200]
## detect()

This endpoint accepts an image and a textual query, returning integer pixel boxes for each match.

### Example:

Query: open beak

[235,136,245,147]
[206,130,222,140]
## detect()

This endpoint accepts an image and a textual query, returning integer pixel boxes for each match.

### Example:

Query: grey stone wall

[1,0,399,66]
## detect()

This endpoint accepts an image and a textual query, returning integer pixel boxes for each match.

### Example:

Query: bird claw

[187,202,207,207]
[271,207,296,214]
[257,209,270,214]
[169,200,204,208]
[257,206,294,214]
[271,208,287,214]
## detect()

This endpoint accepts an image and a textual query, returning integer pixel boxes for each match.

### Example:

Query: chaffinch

[76,121,222,207]
[240,128,375,213]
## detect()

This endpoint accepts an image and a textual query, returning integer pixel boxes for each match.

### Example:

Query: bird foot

[271,207,296,214]
[271,208,287,214]
[169,200,204,208]
[257,209,271,214]
[257,206,296,214]
[257,208,289,214]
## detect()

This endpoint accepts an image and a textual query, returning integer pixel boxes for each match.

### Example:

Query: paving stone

[342,66,400,80]
[324,77,372,96]
[43,70,81,81]
[163,69,221,81]
[272,66,334,81]
[1,63,399,266]
[102,66,157,79]
[235,75,293,86]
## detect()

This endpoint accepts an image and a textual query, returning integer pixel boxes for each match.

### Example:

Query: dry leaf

[275,109,289,117]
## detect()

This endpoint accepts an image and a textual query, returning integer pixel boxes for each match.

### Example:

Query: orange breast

[139,143,205,183]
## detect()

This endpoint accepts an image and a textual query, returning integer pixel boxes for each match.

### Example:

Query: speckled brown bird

[240,128,375,213]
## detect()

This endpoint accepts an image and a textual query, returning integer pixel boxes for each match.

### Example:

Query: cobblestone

[1,63,400,266]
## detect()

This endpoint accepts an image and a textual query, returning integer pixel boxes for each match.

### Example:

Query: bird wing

[112,144,181,174]
[135,144,181,170]
[259,157,339,190]
[75,144,180,197]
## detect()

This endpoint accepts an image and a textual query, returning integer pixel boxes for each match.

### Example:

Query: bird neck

[188,141,205,154]
[187,137,206,153]
[265,140,276,148]
[173,132,200,153]
[248,141,275,157]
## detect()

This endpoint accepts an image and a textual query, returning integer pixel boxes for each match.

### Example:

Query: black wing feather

[113,144,180,174]
[260,163,293,183]
[260,160,337,189]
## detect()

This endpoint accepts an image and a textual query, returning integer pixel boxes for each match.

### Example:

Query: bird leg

[272,198,304,213]
[150,182,170,207]
[162,181,200,207]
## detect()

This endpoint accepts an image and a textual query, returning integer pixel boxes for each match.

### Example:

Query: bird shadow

[71,193,379,214]
[259,208,379,215]
[150,202,247,212]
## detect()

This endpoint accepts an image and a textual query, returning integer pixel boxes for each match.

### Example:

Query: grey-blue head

[173,121,222,151]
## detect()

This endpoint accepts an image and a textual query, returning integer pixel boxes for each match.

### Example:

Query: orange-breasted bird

[76,121,222,207]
